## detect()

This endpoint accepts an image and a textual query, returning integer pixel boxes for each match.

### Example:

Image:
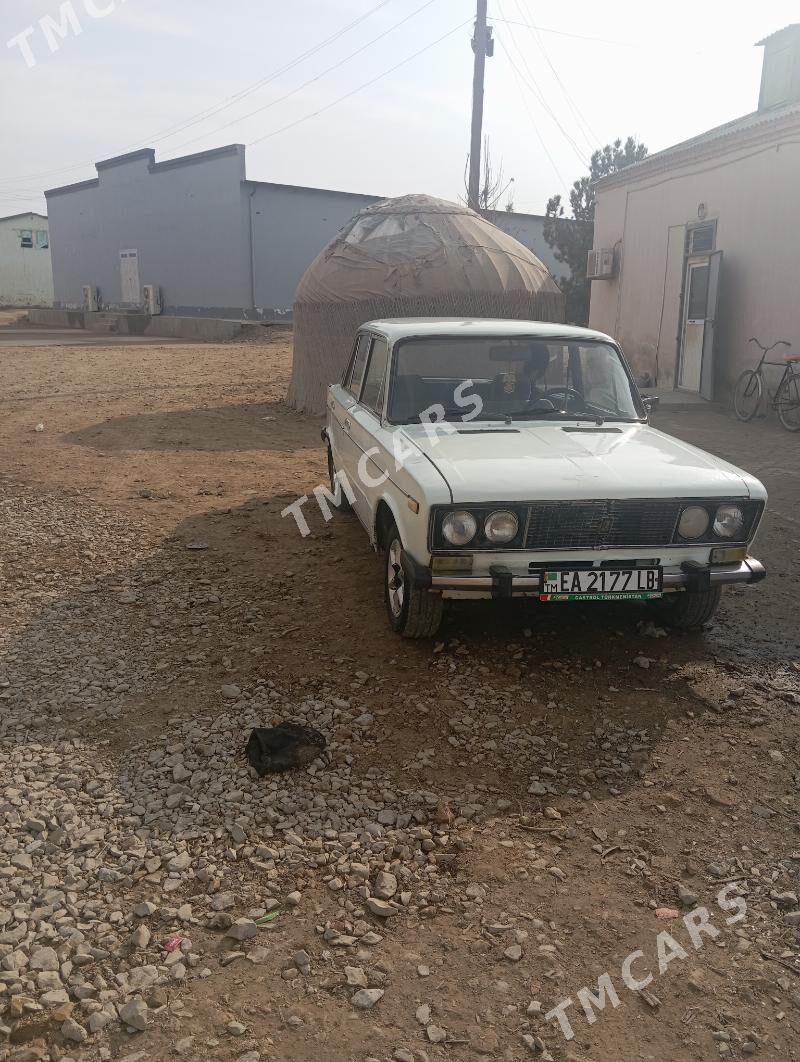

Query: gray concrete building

[45,144,567,319]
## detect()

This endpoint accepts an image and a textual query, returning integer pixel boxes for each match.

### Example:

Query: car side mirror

[643,394,660,413]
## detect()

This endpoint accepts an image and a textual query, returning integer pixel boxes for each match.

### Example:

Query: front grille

[524,500,682,550]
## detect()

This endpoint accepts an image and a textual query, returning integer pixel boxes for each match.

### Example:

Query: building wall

[589,128,800,395]
[45,142,574,319]
[488,211,568,280]
[46,146,252,315]
[0,214,53,306]
[249,183,379,313]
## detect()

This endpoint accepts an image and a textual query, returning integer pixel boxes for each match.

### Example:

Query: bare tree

[463,137,514,216]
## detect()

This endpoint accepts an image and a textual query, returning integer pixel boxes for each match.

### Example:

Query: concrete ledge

[27,308,285,342]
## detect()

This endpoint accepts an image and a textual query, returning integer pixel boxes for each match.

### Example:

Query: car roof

[359,318,616,344]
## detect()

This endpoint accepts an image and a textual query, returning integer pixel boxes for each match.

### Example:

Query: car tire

[654,585,723,630]
[384,522,443,638]
[327,447,352,513]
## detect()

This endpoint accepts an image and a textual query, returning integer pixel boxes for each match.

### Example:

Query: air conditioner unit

[83,285,99,312]
[143,284,162,315]
[587,247,616,280]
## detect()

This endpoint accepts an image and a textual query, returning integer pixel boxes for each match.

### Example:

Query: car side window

[346,334,370,397]
[360,337,389,415]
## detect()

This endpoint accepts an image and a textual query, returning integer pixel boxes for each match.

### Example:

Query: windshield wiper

[505,408,605,424]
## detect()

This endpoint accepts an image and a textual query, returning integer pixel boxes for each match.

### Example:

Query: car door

[346,335,392,530]
[328,333,370,497]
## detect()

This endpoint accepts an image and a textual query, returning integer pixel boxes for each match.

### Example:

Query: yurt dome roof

[295,193,561,305]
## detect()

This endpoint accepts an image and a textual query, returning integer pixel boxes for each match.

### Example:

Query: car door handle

[344,417,352,431]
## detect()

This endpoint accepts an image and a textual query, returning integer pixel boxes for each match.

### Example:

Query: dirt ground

[1,331,798,1062]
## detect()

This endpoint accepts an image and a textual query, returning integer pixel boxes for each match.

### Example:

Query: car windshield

[387,336,644,423]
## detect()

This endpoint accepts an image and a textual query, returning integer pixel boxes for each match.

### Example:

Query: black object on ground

[245,722,327,775]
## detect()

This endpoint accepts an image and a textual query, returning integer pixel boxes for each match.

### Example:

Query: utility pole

[467,0,493,212]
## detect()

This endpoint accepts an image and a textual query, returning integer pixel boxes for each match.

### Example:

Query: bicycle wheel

[776,373,800,432]
[733,370,762,421]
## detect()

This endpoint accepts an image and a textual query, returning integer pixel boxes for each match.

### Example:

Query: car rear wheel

[384,522,443,638]
[653,585,723,629]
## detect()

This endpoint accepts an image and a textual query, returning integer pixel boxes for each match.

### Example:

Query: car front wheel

[654,585,723,630]
[384,523,443,638]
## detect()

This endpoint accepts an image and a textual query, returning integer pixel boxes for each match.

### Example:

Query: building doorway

[119,249,140,304]
[678,249,721,399]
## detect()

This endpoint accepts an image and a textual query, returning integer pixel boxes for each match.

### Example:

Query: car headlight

[677,505,710,539]
[484,510,519,544]
[713,503,745,539]
[442,510,477,546]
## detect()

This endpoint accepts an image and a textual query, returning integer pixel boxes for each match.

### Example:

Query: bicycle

[733,337,800,431]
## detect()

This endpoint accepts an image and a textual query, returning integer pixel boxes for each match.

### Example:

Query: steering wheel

[544,386,586,411]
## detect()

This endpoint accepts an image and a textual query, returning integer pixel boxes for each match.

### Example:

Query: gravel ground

[0,333,798,1061]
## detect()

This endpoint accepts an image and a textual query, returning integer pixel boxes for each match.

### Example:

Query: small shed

[287,194,564,413]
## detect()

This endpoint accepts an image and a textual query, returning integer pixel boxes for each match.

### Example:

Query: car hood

[400,422,762,502]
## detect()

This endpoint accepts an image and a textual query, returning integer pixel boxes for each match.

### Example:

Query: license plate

[540,568,662,601]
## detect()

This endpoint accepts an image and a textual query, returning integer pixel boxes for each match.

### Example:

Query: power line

[249,18,473,147]
[494,5,587,166]
[488,16,636,47]
[0,0,398,191]
[170,0,440,154]
[501,42,569,194]
[514,0,599,151]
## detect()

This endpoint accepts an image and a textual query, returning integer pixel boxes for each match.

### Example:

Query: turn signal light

[710,546,747,564]
[432,556,474,572]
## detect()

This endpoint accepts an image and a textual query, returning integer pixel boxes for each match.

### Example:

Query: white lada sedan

[323,319,766,638]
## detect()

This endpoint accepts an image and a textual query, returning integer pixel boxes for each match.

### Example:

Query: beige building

[0,212,53,307]
[589,25,800,401]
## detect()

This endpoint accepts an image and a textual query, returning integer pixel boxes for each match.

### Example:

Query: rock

[131,925,151,949]
[504,945,523,962]
[88,1011,113,1033]
[677,884,699,907]
[61,1018,87,1043]
[221,684,241,700]
[211,892,236,911]
[417,964,431,977]
[394,1051,415,1062]
[345,966,368,988]
[770,891,798,907]
[416,1004,431,1025]
[30,947,59,971]
[633,655,653,669]
[285,891,302,907]
[247,947,270,964]
[226,919,258,941]
[119,997,149,1031]
[785,911,800,926]
[227,1021,248,1036]
[465,883,486,901]
[365,898,397,918]
[427,1024,447,1043]
[352,988,384,1009]
[373,871,398,899]
[168,851,192,872]
[134,902,157,917]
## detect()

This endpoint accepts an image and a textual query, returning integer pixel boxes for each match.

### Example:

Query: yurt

[288,194,565,413]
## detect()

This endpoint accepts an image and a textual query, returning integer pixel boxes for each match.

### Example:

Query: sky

[1,0,797,218]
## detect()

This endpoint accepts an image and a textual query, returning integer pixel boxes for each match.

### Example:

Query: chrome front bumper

[416,558,766,596]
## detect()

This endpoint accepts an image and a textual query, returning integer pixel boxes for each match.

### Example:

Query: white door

[678,259,710,392]
[119,249,140,303]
